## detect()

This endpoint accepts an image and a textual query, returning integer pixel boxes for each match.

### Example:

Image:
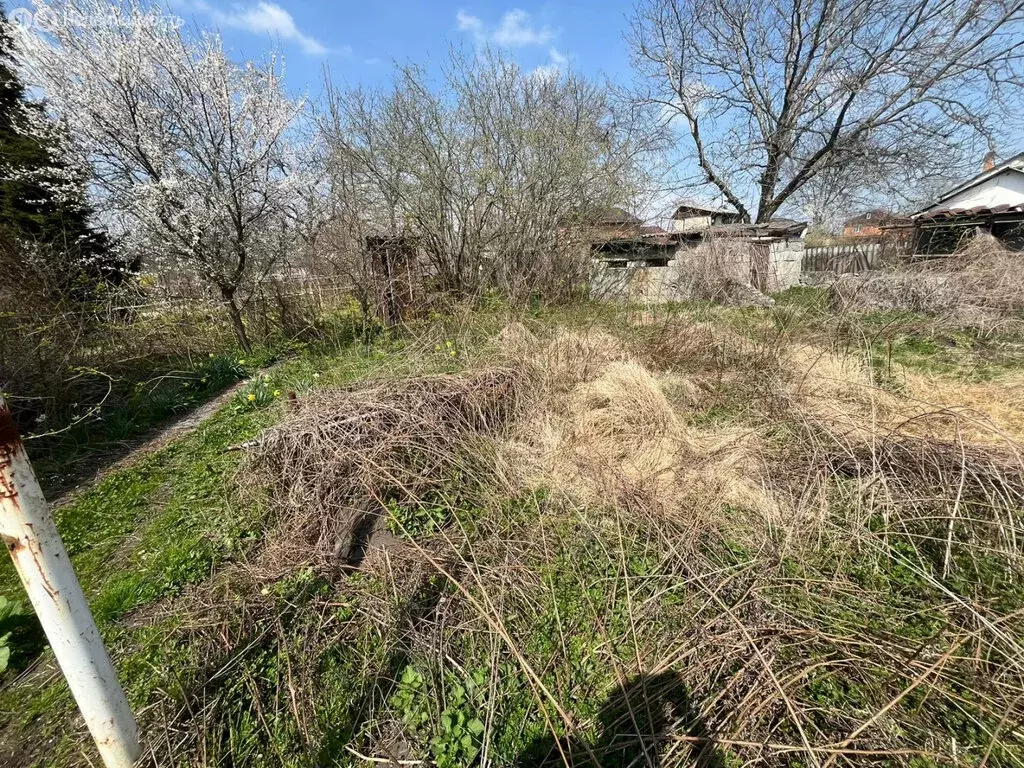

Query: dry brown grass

[522,327,629,394]
[246,367,526,573]
[785,340,1024,448]
[209,309,1024,768]
[533,359,691,509]
[935,231,1024,315]
[492,324,779,523]
[830,233,1024,331]
[636,319,771,374]
[784,345,904,435]
[902,370,1024,443]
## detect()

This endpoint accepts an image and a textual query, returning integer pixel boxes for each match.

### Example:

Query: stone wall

[768,238,804,290]
[590,236,804,304]
[590,260,690,303]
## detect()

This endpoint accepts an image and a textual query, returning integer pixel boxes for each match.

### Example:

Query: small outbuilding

[909,152,1024,254]
[669,201,743,233]
[591,216,808,303]
[365,235,422,325]
[690,221,808,292]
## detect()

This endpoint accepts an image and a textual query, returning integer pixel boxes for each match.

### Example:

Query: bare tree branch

[629,0,1024,222]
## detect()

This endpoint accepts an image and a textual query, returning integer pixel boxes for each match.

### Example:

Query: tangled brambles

[830,233,1024,331]
[245,368,525,572]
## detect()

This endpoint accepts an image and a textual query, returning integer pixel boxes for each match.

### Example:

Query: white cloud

[191,1,332,56]
[530,48,568,81]
[493,9,552,46]
[456,10,486,40]
[457,8,554,48]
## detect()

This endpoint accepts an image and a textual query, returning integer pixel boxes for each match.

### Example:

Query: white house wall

[669,215,713,233]
[925,171,1024,212]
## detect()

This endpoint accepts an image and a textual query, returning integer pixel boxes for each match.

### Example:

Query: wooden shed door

[749,243,771,292]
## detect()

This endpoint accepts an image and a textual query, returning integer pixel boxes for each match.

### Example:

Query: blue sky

[5,0,1012,220]
[2,1,637,95]
[161,1,636,96]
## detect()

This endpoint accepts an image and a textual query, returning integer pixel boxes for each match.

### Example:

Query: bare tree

[304,129,379,319]
[321,50,650,304]
[630,0,1024,223]
[14,0,304,352]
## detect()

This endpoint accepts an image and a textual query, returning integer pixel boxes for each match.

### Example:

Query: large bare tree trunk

[629,0,1024,222]
[220,286,252,355]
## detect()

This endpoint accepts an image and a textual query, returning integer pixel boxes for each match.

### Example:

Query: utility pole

[0,397,140,768]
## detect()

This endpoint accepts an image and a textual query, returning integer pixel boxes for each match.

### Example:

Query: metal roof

[639,225,668,236]
[914,202,1024,222]
[592,220,808,249]
[592,236,675,253]
[671,200,740,217]
[706,221,808,238]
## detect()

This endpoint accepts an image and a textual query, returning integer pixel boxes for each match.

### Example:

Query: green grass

[14,303,387,499]
[0,334,398,764]
[775,286,1024,379]
[21,349,262,497]
[2,299,1024,766]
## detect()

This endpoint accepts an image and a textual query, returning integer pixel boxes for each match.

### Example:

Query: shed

[697,221,808,292]
[365,235,421,326]
[910,152,1024,253]
[669,201,743,233]
[590,219,808,303]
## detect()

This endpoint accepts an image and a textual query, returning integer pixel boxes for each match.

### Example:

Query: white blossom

[12,0,306,350]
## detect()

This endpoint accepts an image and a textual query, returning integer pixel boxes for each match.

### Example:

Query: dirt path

[128,377,252,453]
[48,373,260,509]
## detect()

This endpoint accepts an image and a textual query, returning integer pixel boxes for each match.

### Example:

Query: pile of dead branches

[221,320,1024,767]
[245,368,525,569]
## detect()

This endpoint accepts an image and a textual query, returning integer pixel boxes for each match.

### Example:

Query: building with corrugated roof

[669,201,743,233]
[910,151,1024,253]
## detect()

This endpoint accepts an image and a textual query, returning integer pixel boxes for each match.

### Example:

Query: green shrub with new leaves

[392,665,487,768]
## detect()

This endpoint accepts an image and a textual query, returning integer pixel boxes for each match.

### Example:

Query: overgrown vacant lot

[3,290,1024,767]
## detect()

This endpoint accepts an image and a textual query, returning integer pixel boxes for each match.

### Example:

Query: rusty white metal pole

[0,398,140,768]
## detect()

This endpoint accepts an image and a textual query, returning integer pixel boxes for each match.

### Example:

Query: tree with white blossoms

[13,0,305,352]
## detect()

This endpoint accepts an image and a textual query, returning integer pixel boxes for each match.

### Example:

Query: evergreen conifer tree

[0,9,130,295]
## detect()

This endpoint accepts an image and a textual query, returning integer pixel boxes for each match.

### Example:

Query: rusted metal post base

[0,398,140,767]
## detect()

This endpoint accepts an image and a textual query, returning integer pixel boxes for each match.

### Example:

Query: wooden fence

[802,242,898,274]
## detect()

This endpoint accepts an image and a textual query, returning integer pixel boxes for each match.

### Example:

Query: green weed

[0,595,20,675]
[5,304,1024,767]
[391,665,488,768]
